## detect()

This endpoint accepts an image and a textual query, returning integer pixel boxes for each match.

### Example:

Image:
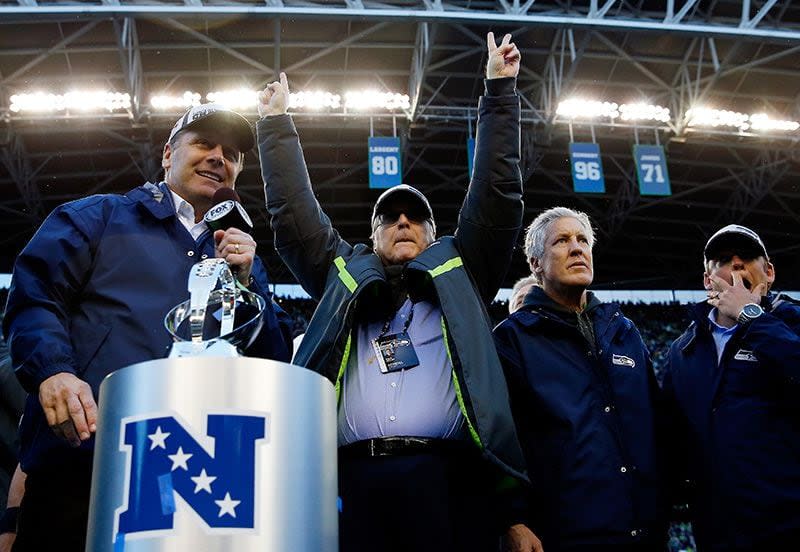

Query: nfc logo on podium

[113,412,269,543]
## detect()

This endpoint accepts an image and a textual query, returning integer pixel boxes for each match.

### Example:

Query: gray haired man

[494,207,667,551]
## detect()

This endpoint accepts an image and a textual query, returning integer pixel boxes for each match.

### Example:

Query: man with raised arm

[257,33,541,552]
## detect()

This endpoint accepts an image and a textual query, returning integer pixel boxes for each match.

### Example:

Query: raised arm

[456,33,524,303]
[257,72,351,300]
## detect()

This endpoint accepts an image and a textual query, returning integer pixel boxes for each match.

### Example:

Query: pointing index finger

[487,32,497,52]
[731,271,744,288]
[501,33,512,46]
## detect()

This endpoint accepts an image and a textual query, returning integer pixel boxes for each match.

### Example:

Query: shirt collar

[707,307,738,335]
[169,189,207,240]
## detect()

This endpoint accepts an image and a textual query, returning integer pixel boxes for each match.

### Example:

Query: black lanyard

[377,300,415,339]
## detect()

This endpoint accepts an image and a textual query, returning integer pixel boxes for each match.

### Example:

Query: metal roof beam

[0,20,102,87]
[409,22,436,122]
[2,5,800,43]
[113,17,144,119]
[162,18,274,76]
[282,22,389,76]
[741,0,779,29]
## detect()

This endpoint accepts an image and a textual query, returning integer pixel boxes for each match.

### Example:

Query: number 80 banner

[368,136,402,189]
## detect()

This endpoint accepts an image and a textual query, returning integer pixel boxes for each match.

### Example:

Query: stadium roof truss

[1,0,799,289]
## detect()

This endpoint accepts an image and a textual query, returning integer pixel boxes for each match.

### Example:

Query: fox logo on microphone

[114,412,268,540]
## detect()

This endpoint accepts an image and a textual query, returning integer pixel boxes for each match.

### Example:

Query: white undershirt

[170,189,207,241]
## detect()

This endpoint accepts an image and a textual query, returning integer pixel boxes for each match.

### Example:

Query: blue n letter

[117,414,265,535]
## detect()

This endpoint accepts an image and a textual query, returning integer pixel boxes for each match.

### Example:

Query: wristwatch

[737,302,764,326]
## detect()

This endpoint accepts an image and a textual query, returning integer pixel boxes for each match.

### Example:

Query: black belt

[339,437,473,460]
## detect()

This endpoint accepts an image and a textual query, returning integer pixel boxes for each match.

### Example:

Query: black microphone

[204,188,254,233]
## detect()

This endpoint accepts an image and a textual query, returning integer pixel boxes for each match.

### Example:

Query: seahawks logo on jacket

[612,354,636,368]
[733,349,758,362]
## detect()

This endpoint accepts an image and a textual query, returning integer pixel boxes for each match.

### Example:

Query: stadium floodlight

[150,91,202,110]
[619,103,671,123]
[685,107,749,130]
[749,113,800,132]
[10,91,131,113]
[685,107,800,133]
[344,90,410,111]
[556,99,619,119]
[206,89,261,110]
[557,99,671,123]
[289,91,342,110]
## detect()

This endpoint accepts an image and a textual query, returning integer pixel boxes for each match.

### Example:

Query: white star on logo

[147,426,171,450]
[190,468,217,494]
[215,492,241,518]
[167,447,193,471]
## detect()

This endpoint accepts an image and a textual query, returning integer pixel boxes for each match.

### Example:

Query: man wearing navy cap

[257,33,541,552]
[664,224,800,551]
[3,103,292,551]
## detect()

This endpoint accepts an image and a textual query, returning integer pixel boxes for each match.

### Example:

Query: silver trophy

[164,258,266,357]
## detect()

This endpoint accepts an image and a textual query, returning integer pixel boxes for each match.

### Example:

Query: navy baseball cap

[704,224,769,262]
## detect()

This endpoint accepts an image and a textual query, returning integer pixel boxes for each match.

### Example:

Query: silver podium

[86,357,338,552]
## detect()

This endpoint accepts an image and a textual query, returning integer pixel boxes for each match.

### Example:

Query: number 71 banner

[368,137,402,189]
[633,144,671,196]
[569,143,605,193]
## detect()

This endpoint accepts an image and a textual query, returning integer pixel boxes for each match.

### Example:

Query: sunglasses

[374,208,430,227]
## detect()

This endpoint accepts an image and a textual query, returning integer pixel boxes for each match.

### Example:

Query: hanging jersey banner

[633,144,671,196]
[569,143,605,193]
[368,137,402,189]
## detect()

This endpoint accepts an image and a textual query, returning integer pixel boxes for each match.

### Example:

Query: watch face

[743,304,762,317]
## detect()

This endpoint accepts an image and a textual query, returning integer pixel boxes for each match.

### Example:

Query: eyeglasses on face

[374,209,429,227]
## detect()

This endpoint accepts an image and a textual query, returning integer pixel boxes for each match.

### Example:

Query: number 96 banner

[368,136,402,189]
[569,143,605,194]
[633,144,671,196]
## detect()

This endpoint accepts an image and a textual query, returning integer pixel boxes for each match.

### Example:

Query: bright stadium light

[749,113,800,132]
[10,91,131,113]
[150,91,201,110]
[556,99,619,119]
[289,91,341,110]
[557,99,671,123]
[685,107,749,130]
[685,107,800,133]
[344,90,410,111]
[206,89,260,110]
[619,103,671,123]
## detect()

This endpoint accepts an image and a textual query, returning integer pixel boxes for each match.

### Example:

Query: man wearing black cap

[663,224,800,552]
[257,33,541,552]
[2,103,292,551]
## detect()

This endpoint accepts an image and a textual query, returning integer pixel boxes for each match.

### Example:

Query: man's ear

[703,271,713,291]
[162,143,172,171]
[530,257,542,278]
[765,260,776,289]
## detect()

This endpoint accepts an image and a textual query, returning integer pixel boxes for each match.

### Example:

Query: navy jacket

[258,77,527,480]
[3,182,293,473]
[664,295,800,551]
[493,287,666,550]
